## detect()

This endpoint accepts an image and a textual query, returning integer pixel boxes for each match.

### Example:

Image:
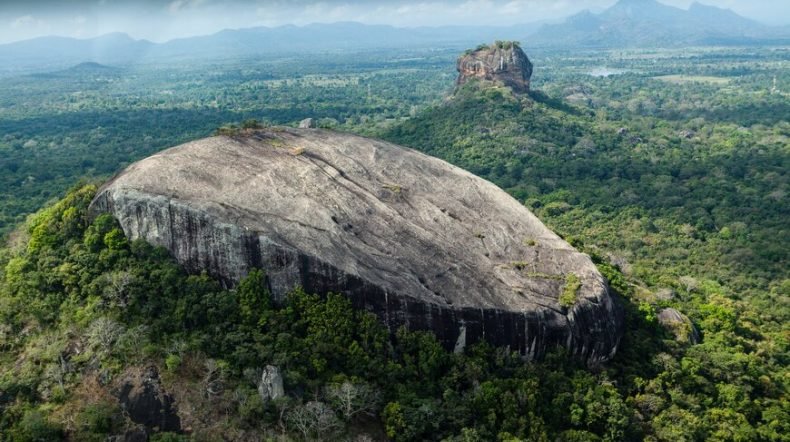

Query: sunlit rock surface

[456,42,533,93]
[92,128,622,362]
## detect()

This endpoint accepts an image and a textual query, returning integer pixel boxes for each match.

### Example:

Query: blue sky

[1,0,787,44]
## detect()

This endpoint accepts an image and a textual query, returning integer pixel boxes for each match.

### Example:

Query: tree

[325,380,381,421]
[236,269,271,326]
[101,270,135,308]
[8,409,63,442]
[203,358,227,397]
[287,401,341,440]
[85,317,125,360]
[652,406,702,442]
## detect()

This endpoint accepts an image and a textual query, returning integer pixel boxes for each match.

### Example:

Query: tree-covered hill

[0,175,786,440]
[382,80,788,296]
[374,78,789,440]
[0,45,787,441]
[0,90,788,439]
[0,51,455,238]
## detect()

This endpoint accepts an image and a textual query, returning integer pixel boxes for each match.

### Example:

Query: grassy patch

[527,272,564,281]
[653,75,731,85]
[559,273,581,308]
[510,263,567,281]
[381,183,403,193]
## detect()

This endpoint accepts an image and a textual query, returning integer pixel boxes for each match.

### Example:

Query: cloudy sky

[1,0,787,44]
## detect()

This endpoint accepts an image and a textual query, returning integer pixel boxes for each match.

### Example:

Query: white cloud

[4,14,55,42]
[71,15,89,38]
[459,0,494,14]
[168,0,209,15]
[502,1,525,15]
[11,15,35,29]
[0,0,788,45]
[169,0,186,14]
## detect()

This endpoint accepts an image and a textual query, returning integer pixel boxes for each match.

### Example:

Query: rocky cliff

[91,128,622,363]
[456,42,533,93]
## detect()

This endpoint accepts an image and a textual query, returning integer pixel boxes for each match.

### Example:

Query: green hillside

[0,44,788,440]
[378,78,789,440]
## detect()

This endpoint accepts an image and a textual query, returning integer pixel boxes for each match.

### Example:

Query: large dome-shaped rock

[91,128,622,363]
[457,42,533,93]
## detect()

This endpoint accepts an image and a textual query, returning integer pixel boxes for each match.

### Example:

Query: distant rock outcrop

[658,308,700,344]
[456,41,533,94]
[91,128,622,363]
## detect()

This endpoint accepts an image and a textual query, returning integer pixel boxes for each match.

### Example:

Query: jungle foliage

[0,45,787,441]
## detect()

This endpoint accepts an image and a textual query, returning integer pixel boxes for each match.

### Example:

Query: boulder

[116,366,181,434]
[258,365,285,402]
[658,308,700,344]
[299,118,317,129]
[457,42,533,94]
[117,429,148,442]
[91,128,623,363]
[679,129,696,139]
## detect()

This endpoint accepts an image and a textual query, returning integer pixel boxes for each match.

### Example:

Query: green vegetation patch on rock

[560,273,582,308]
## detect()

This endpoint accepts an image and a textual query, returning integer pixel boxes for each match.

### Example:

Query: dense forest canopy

[0,43,787,441]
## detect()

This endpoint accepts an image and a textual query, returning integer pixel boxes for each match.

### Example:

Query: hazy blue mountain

[0,22,539,74]
[0,33,153,73]
[2,5,787,75]
[28,61,123,79]
[532,0,788,47]
[158,22,527,54]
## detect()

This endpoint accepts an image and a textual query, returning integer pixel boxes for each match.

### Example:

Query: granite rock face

[457,42,533,93]
[91,128,622,363]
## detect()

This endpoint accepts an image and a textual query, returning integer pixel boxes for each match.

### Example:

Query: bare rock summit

[91,128,622,363]
[457,41,533,93]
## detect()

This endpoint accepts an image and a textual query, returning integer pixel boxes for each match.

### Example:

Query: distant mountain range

[532,0,790,47]
[0,23,537,74]
[0,0,787,74]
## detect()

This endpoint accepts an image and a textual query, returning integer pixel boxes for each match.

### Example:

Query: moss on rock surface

[560,273,582,308]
